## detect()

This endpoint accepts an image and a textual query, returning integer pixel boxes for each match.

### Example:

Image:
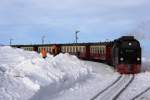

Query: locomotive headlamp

[137,57,140,61]
[128,42,132,46]
[120,57,124,61]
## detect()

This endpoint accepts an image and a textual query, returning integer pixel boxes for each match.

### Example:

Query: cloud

[0,0,150,44]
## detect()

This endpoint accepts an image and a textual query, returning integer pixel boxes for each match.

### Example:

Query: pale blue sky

[0,0,150,56]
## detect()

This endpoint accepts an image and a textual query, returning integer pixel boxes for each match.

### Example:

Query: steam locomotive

[111,36,141,74]
[12,36,141,74]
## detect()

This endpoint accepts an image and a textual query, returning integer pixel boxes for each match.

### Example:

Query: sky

[0,0,150,55]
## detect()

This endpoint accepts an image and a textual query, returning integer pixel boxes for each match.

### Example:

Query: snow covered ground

[0,46,150,100]
[142,57,150,72]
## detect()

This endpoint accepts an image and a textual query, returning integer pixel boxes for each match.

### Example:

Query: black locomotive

[112,36,141,74]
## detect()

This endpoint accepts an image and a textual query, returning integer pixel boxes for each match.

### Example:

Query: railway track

[131,87,150,100]
[91,74,134,100]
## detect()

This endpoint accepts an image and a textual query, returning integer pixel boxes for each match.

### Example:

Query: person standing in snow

[41,48,47,58]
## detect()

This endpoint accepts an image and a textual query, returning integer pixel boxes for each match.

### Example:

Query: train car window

[70,47,72,53]
[74,47,76,52]
[93,48,95,53]
[99,47,101,54]
[66,47,67,52]
[100,47,102,54]
[83,47,85,52]
[49,48,51,52]
[98,47,100,53]
[63,47,65,52]
[81,47,82,52]
[103,47,105,54]
[80,47,81,52]
[72,46,74,52]
[75,46,77,52]
[93,47,94,53]
[68,46,70,52]
[82,47,84,52]
[71,47,73,52]
[76,47,77,52]
[73,46,75,52]
[62,47,64,52]
[74,46,76,52]
[65,47,67,52]
[64,47,65,52]
[61,47,63,52]
[102,48,104,54]
[92,48,94,53]
[67,47,69,52]
[96,47,98,53]
[93,47,95,53]
[78,47,80,52]
[45,47,47,51]
[69,46,71,52]
[77,46,79,52]
[95,47,97,53]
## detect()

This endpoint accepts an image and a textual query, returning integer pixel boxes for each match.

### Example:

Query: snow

[142,57,150,72]
[1,46,150,100]
[0,46,92,100]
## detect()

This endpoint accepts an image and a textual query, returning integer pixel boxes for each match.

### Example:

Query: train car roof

[11,42,114,47]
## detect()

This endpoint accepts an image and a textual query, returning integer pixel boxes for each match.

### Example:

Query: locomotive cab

[112,36,141,74]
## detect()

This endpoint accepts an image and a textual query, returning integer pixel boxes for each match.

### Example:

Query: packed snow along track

[90,75,122,100]
[131,87,150,100]
[92,75,134,100]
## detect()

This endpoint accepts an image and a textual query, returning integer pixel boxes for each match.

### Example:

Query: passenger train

[12,36,141,74]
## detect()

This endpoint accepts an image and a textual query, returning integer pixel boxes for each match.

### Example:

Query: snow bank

[142,57,150,71]
[0,46,92,100]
